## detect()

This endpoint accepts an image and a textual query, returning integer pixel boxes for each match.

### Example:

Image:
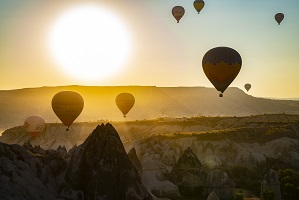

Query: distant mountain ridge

[1,85,299,130]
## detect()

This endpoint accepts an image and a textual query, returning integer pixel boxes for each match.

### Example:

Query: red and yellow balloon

[24,115,45,138]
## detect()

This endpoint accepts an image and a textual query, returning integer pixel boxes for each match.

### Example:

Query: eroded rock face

[128,147,143,172]
[0,123,152,200]
[61,123,152,200]
[170,147,205,185]
[168,147,235,200]
[206,169,235,200]
[169,147,206,197]
[261,169,281,200]
[0,142,64,200]
[207,191,220,200]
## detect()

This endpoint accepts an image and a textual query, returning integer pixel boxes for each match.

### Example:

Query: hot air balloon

[275,13,284,25]
[244,83,251,92]
[24,115,45,138]
[172,6,185,23]
[51,91,84,131]
[193,0,205,14]
[202,47,242,97]
[115,93,135,117]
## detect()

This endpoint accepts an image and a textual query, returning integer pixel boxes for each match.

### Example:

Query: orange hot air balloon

[24,115,45,138]
[172,6,185,23]
[193,0,205,14]
[275,13,284,25]
[244,83,251,92]
[202,47,242,97]
[51,91,84,131]
[115,93,135,117]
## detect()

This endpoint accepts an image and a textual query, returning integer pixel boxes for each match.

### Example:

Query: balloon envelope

[193,0,205,14]
[202,47,242,96]
[172,6,185,23]
[24,115,45,138]
[244,83,251,92]
[115,93,135,117]
[275,13,284,25]
[51,91,84,130]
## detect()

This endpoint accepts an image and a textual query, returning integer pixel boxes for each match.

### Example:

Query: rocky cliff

[0,123,152,200]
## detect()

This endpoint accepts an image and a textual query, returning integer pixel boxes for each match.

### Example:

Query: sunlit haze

[0,0,298,98]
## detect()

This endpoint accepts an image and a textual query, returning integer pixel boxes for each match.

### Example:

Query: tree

[231,193,243,200]
[262,190,275,200]
[283,183,299,199]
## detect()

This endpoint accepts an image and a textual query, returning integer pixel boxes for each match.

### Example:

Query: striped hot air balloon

[202,47,242,97]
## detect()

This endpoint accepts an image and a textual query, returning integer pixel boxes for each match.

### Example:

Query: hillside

[1,85,299,131]
[1,115,299,199]
[1,114,299,169]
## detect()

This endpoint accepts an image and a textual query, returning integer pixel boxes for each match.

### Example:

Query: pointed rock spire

[62,123,152,200]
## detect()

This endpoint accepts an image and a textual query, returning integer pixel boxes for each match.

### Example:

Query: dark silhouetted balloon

[52,91,84,130]
[115,93,135,117]
[202,47,242,97]
[24,115,45,138]
[275,13,284,25]
[244,83,251,92]
[193,0,205,14]
[172,6,185,23]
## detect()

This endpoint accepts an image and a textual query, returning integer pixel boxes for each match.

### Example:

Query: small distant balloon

[275,13,284,25]
[51,91,84,131]
[115,93,135,117]
[172,6,185,23]
[202,47,242,97]
[244,83,251,92]
[193,0,205,14]
[24,115,45,138]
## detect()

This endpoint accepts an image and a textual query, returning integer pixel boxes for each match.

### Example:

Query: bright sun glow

[48,5,131,81]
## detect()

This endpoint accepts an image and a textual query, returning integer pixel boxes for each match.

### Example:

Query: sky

[0,0,298,98]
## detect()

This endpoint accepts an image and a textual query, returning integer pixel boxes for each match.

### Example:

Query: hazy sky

[0,0,298,98]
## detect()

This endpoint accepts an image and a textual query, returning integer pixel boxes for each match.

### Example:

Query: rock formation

[169,147,206,197]
[0,123,152,200]
[60,123,152,200]
[260,169,281,200]
[207,191,220,200]
[206,169,235,200]
[0,142,65,200]
[128,147,143,172]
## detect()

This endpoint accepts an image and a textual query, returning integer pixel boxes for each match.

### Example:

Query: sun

[48,5,132,81]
